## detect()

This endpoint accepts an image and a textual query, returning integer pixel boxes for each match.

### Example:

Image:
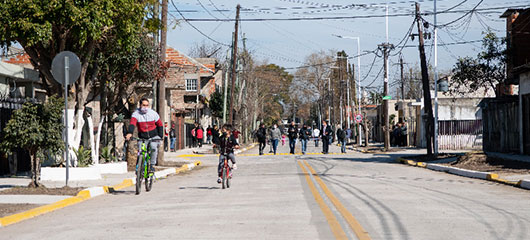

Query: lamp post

[333,34,362,145]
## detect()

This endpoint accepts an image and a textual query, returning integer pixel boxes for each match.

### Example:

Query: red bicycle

[221,152,232,189]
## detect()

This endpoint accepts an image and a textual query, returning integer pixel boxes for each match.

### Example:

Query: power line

[437,0,484,28]
[172,5,528,22]
[170,0,230,47]
[207,0,230,18]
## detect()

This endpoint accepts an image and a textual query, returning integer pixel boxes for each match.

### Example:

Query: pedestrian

[313,127,320,147]
[206,125,212,144]
[320,120,332,154]
[345,127,352,144]
[191,123,198,148]
[270,123,281,155]
[257,123,267,155]
[287,121,298,154]
[212,125,221,154]
[337,125,347,153]
[401,122,408,147]
[233,127,240,144]
[169,124,177,152]
[392,123,402,147]
[164,122,169,152]
[299,124,311,154]
[196,124,204,148]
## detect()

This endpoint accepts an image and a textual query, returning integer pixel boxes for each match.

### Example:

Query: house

[0,57,44,175]
[164,47,223,149]
[482,8,530,155]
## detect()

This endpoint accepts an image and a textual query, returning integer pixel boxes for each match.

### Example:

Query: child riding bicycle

[215,124,240,184]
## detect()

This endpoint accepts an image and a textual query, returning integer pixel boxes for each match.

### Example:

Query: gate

[438,119,482,150]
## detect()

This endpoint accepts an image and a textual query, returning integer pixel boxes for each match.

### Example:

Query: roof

[165,47,215,74]
[500,9,526,18]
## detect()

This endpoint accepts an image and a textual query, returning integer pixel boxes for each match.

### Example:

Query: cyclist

[125,98,164,173]
[217,124,239,184]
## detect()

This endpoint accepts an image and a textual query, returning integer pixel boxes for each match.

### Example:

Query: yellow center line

[303,160,372,240]
[297,161,348,240]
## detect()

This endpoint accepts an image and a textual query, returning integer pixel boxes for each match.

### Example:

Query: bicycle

[130,137,160,195]
[220,152,233,189]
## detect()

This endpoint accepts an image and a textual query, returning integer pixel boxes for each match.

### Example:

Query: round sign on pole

[51,51,81,85]
[355,114,363,123]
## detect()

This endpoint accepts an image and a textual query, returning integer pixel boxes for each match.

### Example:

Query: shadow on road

[178,186,219,190]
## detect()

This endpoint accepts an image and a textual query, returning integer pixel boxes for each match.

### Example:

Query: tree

[0,0,158,164]
[209,88,224,119]
[0,97,63,187]
[451,31,506,97]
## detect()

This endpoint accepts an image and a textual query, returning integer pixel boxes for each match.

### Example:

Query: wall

[437,98,483,121]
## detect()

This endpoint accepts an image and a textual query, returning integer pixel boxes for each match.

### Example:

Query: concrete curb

[396,157,524,189]
[234,143,257,155]
[0,160,202,228]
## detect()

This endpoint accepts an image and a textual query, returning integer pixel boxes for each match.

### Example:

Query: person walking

[337,125,347,153]
[401,122,408,147]
[257,123,267,155]
[345,127,352,144]
[169,124,177,152]
[164,122,169,152]
[191,123,198,148]
[320,120,332,154]
[206,125,212,144]
[270,123,281,155]
[211,125,221,154]
[287,121,298,154]
[299,124,311,154]
[196,125,204,148]
[313,127,320,147]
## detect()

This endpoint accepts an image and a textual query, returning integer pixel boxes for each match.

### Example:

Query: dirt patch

[407,153,458,162]
[359,147,401,154]
[0,203,42,217]
[0,186,83,196]
[445,153,530,175]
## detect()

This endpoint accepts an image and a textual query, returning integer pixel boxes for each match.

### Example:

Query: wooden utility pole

[379,43,392,151]
[415,2,434,156]
[158,0,168,165]
[228,4,240,125]
[400,56,405,100]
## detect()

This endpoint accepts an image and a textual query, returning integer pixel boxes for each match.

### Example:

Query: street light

[333,34,362,145]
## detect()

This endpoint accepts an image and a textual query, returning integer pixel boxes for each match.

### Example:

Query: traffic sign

[51,51,81,86]
[383,96,392,100]
[355,114,363,123]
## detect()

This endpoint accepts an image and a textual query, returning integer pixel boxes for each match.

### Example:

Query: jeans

[340,140,346,153]
[197,138,203,148]
[218,152,236,177]
[322,137,329,153]
[137,137,161,165]
[170,137,176,151]
[271,139,279,154]
[259,141,266,154]
[314,138,319,147]
[301,139,307,153]
[289,138,296,154]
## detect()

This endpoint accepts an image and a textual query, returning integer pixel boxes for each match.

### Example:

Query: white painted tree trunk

[65,108,85,167]
[94,116,105,164]
[86,115,96,165]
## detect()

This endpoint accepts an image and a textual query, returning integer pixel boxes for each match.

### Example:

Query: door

[523,94,530,155]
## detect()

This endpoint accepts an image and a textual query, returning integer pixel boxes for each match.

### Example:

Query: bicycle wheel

[222,166,227,189]
[135,157,143,195]
[145,162,154,192]
[226,167,230,188]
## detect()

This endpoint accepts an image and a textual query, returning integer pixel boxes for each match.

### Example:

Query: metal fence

[437,119,483,150]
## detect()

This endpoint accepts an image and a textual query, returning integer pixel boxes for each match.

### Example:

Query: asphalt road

[1,142,530,240]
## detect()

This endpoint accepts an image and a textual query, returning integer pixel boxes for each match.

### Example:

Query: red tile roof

[4,53,31,65]
[165,47,215,74]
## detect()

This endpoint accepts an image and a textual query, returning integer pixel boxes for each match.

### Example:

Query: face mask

[140,107,148,114]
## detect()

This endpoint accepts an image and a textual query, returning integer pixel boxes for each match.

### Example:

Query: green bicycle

[131,137,158,195]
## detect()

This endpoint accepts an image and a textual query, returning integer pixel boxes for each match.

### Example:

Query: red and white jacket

[128,108,164,139]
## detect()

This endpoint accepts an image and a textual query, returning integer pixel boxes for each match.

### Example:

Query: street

[1,143,530,240]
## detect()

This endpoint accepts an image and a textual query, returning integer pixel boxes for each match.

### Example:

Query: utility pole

[379,43,392,151]
[400,56,405,100]
[228,4,240,125]
[222,47,231,124]
[415,2,434,156]
[157,0,167,165]
[433,0,439,156]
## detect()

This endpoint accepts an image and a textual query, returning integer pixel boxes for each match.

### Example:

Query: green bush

[73,146,92,167]
[100,146,117,163]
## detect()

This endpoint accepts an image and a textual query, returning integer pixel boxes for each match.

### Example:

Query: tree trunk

[29,150,40,188]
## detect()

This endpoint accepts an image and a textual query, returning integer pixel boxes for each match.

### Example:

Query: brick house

[165,47,223,149]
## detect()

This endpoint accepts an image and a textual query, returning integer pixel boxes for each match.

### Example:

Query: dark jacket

[257,127,267,142]
[320,125,332,139]
[169,128,176,138]
[219,133,239,154]
[299,127,310,140]
[212,129,221,145]
[337,128,346,141]
[288,125,298,140]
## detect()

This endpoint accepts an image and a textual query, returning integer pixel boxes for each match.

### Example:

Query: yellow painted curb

[487,173,499,180]
[417,162,427,168]
[177,154,204,158]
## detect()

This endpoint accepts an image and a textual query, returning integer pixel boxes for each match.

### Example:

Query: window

[186,79,197,91]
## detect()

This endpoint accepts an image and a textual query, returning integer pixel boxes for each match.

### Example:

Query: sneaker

[149,166,155,173]
[217,177,222,184]
[232,164,237,170]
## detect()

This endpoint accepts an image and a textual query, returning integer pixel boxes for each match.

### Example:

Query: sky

[167,0,529,94]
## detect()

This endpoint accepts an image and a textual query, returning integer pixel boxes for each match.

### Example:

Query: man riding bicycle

[125,98,164,173]
[215,124,239,184]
